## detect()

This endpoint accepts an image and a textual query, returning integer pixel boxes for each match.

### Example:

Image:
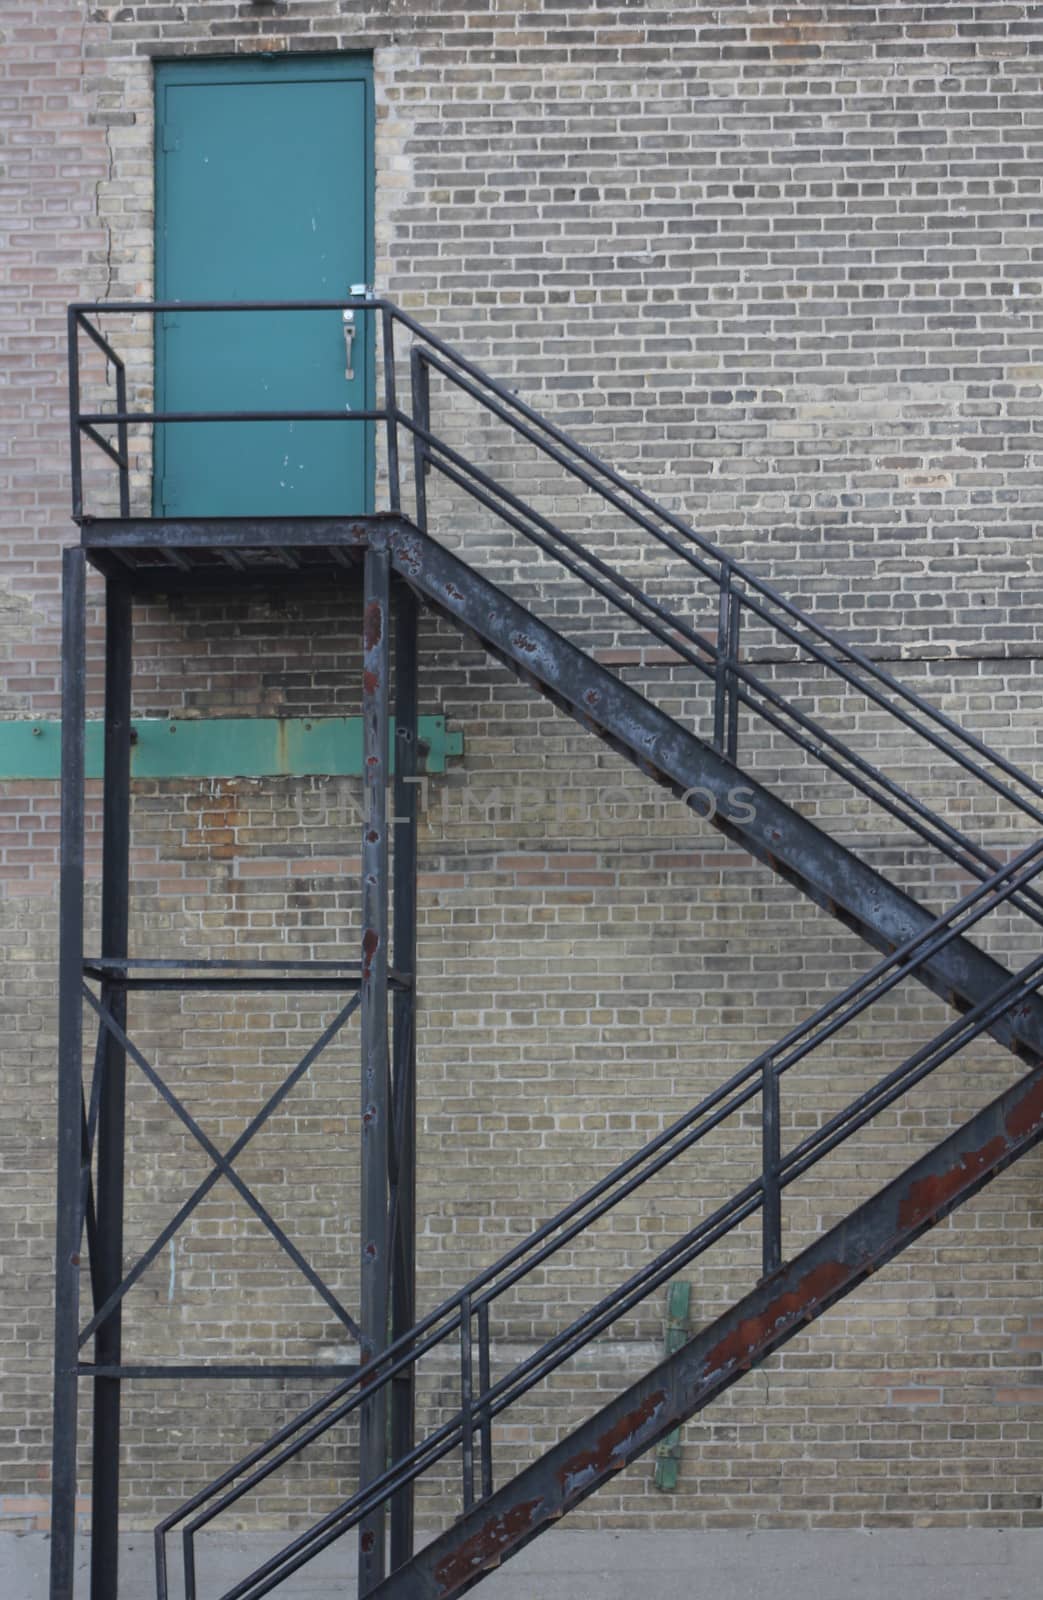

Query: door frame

[153,52,376,516]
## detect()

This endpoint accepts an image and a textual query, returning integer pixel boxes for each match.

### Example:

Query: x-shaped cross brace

[79,986,363,1347]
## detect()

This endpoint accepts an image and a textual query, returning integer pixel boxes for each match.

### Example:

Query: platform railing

[71,298,1043,920]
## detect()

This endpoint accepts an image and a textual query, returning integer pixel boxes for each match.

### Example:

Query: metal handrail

[154,837,1043,1598]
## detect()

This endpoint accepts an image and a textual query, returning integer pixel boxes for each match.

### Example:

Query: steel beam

[91,580,133,1600]
[50,548,87,1600]
[359,539,392,1595]
[372,1049,1043,1600]
[389,579,420,1571]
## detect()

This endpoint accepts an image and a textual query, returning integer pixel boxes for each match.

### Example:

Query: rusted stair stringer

[372,1049,1043,1600]
[384,519,1043,1063]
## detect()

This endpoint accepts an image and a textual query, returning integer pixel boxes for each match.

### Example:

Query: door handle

[342,309,356,380]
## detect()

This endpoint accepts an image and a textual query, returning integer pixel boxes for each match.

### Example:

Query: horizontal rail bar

[79,410,386,425]
[71,299,384,314]
[80,1364,361,1381]
[85,958,366,971]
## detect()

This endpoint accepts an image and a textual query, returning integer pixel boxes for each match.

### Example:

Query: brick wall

[3,0,1043,1544]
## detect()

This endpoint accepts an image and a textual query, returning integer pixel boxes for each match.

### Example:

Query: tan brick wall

[3,0,1043,1546]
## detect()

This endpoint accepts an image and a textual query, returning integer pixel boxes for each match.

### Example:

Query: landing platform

[79,513,402,592]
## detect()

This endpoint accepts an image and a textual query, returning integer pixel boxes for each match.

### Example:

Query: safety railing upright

[153,834,1043,1600]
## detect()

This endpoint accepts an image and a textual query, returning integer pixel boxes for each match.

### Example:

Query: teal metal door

[155,56,373,517]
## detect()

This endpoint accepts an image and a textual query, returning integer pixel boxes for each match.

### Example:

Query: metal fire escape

[52,299,1043,1600]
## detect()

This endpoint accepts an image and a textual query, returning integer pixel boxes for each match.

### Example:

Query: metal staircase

[59,297,1043,1600]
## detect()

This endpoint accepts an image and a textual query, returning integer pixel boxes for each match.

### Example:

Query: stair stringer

[384,520,1043,1062]
[373,1050,1043,1600]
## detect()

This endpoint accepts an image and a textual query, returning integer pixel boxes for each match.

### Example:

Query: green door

[155,56,373,517]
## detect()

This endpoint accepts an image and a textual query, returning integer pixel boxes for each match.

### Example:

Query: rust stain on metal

[1005,1072,1043,1141]
[557,1390,666,1500]
[583,688,600,708]
[366,828,379,844]
[360,1530,375,1554]
[362,927,379,979]
[704,1260,848,1376]
[363,669,380,696]
[445,581,464,601]
[899,1135,1007,1230]
[433,1499,543,1594]
[511,631,538,655]
[364,599,383,651]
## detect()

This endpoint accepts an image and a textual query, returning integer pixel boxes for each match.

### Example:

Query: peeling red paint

[363,1241,378,1260]
[362,927,379,979]
[583,688,600,708]
[704,1260,848,1376]
[557,1391,666,1500]
[445,581,464,601]
[363,669,380,697]
[899,1136,1007,1229]
[366,829,379,844]
[434,1499,543,1594]
[364,599,383,650]
[1005,1073,1043,1142]
[511,631,538,655]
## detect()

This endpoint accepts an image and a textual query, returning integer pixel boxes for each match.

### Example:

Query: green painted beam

[0,716,462,780]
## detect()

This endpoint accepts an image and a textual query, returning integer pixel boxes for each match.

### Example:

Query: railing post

[50,547,87,1600]
[381,305,401,513]
[726,586,741,763]
[115,361,130,518]
[714,567,742,762]
[761,1058,782,1279]
[68,310,83,523]
[410,347,430,532]
[359,537,391,1596]
[477,1299,493,1501]
[460,1293,475,1512]
[713,567,731,755]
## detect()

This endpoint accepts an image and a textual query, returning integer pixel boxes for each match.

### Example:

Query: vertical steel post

[409,348,430,532]
[50,547,87,1600]
[359,539,391,1596]
[389,579,419,1570]
[761,1058,782,1279]
[90,580,132,1600]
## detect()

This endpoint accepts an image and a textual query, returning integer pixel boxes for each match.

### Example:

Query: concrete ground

[4,1528,1043,1600]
